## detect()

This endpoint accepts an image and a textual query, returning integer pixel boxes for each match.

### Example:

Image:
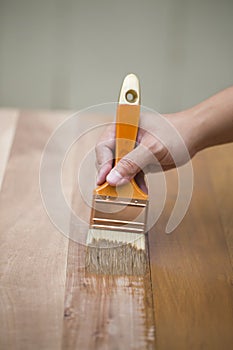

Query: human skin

[95,86,233,188]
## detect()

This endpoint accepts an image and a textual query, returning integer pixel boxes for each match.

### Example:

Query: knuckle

[119,158,138,176]
[146,138,166,156]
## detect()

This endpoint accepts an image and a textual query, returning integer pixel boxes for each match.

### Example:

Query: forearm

[190,86,233,152]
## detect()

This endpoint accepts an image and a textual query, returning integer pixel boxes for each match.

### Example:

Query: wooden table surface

[0,109,232,350]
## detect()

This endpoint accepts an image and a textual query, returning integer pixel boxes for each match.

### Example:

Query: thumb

[106,158,139,186]
[106,146,147,186]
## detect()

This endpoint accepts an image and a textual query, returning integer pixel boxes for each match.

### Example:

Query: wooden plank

[205,144,233,266]
[0,111,71,350]
[0,109,19,190]
[1,109,232,349]
[62,128,156,349]
[149,151,233,349]
[62,241,155,350]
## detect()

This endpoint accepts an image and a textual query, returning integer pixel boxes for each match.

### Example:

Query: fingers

[95,119,176,187]
[106,144,152,186]
[96,161,113,185]
[95,125,115,185]
[106,157,140,186]
[105,133,173,186]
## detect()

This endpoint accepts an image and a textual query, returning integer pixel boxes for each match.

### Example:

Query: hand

[95,86,233,188]
[95,110,198,187]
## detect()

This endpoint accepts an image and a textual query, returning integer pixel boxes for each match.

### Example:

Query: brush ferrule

[90,194,148,234]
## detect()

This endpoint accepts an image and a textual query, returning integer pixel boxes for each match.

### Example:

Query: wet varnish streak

[62,239,155,349]
[62,124,156,349]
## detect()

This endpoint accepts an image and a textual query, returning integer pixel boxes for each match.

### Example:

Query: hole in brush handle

[125,89,138,103]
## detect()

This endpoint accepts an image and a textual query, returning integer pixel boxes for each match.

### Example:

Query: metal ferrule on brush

[91,195,148,234]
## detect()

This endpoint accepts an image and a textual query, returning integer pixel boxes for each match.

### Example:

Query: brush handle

[115,104,140,164]
[95,74,148,200]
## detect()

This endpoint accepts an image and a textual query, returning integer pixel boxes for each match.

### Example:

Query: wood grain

[0,110,232,349]
[62,133,156,349]
[62,241,155,350]
[205,144,233,267]
[0,109,19,190]
[149,148,233,349]
[0,111,71,350]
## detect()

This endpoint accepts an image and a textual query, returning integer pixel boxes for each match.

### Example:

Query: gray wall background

[0,0,232,112]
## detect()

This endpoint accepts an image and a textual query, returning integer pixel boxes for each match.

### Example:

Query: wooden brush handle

[95,74,148,200]
[115,104,140,164]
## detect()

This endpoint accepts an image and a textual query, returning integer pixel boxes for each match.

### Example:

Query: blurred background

[0,0,232,112]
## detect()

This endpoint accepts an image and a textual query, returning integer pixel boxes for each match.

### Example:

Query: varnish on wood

[64,240,156,349]
[1,112,233,349]
[64,135,156,348]
[86,74,149,276]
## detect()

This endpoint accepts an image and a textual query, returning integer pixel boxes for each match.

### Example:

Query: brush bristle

[85,229,148,276]
[86,228,146,250]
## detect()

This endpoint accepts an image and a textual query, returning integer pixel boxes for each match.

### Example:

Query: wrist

[191,103,217,152]
[171,109,204,157]
[185,87,233,152]
[189,107,207,153]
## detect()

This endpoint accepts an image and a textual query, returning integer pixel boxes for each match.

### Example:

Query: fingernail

[106,169,123,185]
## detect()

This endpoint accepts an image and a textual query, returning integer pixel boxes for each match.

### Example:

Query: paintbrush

[85,73,149,276]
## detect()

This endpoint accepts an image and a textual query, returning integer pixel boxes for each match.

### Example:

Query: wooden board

[0,110,233,349]
[60,125,156,349]
[0,110,70,350]
[205,145,233,266]
[149,146,233,349]
[62,241,155,349]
